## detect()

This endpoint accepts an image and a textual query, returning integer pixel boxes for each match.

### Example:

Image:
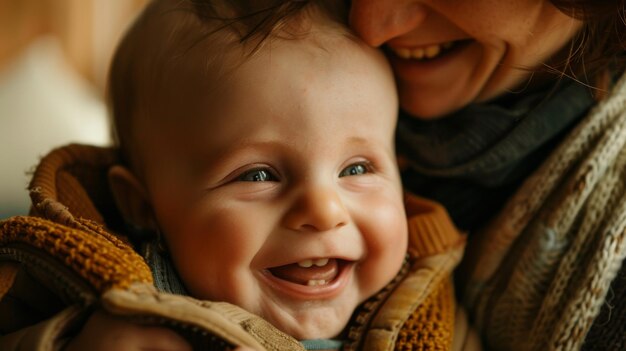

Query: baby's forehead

[115,0,378,169]
[131,5,361,112]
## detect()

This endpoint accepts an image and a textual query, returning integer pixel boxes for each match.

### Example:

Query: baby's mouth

[268,258,340,286]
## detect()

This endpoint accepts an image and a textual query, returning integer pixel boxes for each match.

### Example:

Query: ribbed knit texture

[399,195,460,350]
[463,72,626,350]
[394,277,455,351]
[0,144,153,292]
[143,240,188,295]
[405,194,464,258]
[0,216,152,291]
[581,263,626,350]
[28,144,124,233]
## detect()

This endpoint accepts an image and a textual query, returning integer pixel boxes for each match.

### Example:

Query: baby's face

[137,31,406,339]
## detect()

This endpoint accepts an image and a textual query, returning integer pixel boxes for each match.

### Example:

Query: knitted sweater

[460,72,626,350]
[0,145,480,350]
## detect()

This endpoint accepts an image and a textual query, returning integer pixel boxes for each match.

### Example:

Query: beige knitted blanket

[461,72,626,350]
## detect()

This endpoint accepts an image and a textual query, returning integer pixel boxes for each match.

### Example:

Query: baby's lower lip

[259,260,353,300]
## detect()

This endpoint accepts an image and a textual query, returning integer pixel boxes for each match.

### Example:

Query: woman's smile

[387,39,466,61]
[385,39,476,80]
[349,0,583,119]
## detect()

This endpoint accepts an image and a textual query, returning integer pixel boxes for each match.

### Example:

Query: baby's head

[108,0,407,339]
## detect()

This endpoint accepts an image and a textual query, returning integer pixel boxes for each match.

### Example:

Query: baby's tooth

[307,279,326,286]
[314,258,329,267]
[298,260,313,268]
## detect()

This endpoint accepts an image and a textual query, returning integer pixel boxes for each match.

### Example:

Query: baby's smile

[271,258,337,286]
[261,258,355,299]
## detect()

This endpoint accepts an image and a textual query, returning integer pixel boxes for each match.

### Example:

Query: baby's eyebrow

[191,140,286,169]
[345,136,391,153]
[344,135,397,160]
[346,136,370,146]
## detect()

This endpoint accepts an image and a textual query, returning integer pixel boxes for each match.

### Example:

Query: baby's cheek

[357,198,408,299]
[170,207,263,302]
[368,197,408,255]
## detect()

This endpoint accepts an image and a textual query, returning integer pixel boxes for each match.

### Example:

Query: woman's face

[349,0,582,118]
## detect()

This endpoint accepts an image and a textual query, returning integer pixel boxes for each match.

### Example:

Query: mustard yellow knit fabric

[394,277,455,350]
[0,216,153,291]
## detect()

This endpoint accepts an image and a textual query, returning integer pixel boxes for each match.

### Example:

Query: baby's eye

[237,168,278,182]
[339,162,371,177]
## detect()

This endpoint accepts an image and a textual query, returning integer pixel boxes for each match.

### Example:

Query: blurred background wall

[0,0,148,218]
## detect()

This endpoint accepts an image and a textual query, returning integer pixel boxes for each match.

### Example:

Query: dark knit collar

[397,79,595,230]
[397,79,594,186]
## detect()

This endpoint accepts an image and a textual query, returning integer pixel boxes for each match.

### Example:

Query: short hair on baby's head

[108,0,350,172]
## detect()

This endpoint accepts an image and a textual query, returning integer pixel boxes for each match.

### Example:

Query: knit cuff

[405,194,465,257]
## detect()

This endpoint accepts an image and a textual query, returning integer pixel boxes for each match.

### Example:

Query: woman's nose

[349,0,427,47]
[283,186,350,232]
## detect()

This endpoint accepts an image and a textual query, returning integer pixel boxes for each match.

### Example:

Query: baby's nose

[283,186,349,232]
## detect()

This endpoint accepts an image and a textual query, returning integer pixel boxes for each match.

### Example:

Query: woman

[348,1,626,350]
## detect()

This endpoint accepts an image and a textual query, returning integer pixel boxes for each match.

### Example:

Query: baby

[64,0,464,349]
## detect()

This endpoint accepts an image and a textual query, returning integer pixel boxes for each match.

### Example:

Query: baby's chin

[274,317,347,341]
[261,303,355,340]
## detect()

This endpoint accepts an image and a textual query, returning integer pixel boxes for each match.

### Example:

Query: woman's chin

[399,91,469,120]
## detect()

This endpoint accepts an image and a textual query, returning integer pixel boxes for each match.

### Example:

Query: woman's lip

[258,261,354,300]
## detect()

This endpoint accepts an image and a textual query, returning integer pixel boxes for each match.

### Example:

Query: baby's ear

[108,165,155,230]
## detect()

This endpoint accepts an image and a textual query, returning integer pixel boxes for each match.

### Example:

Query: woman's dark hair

[550,0,626,93]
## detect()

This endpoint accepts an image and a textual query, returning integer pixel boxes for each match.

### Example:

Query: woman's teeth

[392,41,455,60]
[297,258,329,268]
